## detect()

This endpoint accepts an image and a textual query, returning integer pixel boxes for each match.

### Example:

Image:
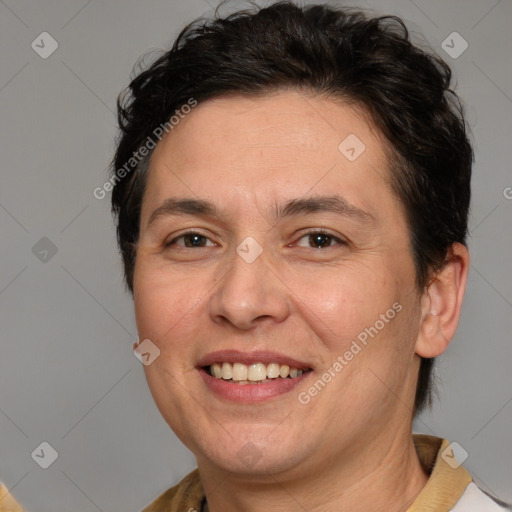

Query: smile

[207,362,312,384]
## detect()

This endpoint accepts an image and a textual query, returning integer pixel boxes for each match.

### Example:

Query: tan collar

[142,435,472,512]
[408,434,472,511]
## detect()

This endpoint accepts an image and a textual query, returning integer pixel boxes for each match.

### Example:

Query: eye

[166,232,216,248]
[295,230,346,249]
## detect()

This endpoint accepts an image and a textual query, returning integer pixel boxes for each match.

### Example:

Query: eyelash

[165,229,346,249]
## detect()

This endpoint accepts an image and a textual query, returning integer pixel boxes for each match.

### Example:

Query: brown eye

[183,234,207,247]
[295,231,345,249]
[308,233,333,248]
[167,233,215,248]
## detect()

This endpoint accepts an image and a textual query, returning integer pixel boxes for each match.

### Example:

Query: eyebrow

[276,196,375,224]
[147,198,218,227]
[146,195,375,228]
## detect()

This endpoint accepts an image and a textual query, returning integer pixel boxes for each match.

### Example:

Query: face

[133,91,423,478]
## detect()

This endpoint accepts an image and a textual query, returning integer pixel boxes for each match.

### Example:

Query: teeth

[232,362,248,381]
[211,363,222,378]
[248,363,266,381]
[221,362,232,380]
[266,363,280,379]
[208,362,308,382]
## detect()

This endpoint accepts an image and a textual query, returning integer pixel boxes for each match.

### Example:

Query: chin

[199,447,308,478]
[187,424,313,477]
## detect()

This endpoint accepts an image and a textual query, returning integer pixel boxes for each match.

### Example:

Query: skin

[132,90,469,511]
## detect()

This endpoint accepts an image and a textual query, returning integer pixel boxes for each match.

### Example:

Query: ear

[415,243,470,358]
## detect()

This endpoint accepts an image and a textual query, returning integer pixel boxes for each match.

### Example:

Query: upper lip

[197,350,313,369]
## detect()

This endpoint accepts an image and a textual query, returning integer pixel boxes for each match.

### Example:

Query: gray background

[0,0,510,510]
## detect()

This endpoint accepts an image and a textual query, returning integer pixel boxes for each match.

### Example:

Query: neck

[198,430,429,512]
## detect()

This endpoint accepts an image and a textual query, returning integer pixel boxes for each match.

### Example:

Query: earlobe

[415,243,470,358]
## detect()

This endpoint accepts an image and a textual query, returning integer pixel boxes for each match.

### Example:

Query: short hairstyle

[111,1,473,415]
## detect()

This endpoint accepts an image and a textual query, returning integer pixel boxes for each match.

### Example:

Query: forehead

[142,91,395,220]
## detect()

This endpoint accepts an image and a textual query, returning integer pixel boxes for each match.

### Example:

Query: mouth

[205,362,313,384]
[197,350,313,402]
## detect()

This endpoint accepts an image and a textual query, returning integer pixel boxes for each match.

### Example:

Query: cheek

[291,267,399,351]
[133,263,204,349]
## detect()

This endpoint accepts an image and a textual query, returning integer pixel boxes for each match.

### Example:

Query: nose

[208,247,291,330]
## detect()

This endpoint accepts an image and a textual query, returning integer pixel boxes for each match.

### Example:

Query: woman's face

[133,91,423,477]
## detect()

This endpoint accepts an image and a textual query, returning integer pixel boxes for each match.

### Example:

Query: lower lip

[199,368,310,403]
